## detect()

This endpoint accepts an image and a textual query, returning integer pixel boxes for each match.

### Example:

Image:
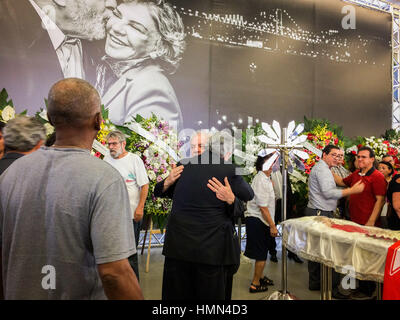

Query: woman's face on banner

[105,2,159,60]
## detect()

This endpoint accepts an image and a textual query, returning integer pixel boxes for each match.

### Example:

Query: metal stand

[320,265,332,300]
[266,128,295,300]
[376,282,382,300]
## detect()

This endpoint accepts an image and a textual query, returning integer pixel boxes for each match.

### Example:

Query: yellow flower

[44,123,54,135]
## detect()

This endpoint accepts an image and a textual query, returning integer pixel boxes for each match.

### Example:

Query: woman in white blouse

[244,153,278,293]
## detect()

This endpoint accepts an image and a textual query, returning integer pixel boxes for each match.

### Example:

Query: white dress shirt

[29,0,85,79]
[246,171,276,227]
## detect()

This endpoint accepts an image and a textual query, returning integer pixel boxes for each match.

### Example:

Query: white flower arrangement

[1,105,15,121]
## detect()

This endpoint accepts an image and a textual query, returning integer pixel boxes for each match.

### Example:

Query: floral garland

[0,88,17,122]
[302,124,342,174]
[122,113,183,229]
[345,136,400,167]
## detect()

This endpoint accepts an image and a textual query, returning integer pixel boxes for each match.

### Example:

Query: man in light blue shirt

[307,145,364,213]
[306,144,364,299]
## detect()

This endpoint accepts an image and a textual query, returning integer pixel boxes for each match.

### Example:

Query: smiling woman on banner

[96,0,185,130]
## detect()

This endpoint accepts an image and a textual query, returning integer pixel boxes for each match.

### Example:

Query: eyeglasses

[329,153,341,158]
[107,142,120,147]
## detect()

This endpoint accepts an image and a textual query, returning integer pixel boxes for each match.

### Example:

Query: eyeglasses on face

[107,141,120,147]
[329,153,341,158]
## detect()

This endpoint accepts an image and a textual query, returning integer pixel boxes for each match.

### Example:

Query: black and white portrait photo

[0,0,393,135]
[0,0,186,130]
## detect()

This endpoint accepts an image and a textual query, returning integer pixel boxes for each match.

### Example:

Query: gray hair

[125,0,186,74]
[106,130,126,143]
[4,116,46,152]
[209,130,234,158]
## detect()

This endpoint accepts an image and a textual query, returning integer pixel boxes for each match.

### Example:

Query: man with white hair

[154,130,254,300]
[190,130,209,156]
[104,130,149,281]
[0,116,46,175]
[0,0,117,111]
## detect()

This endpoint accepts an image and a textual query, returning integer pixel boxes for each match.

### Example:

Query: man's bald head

[47,78,101,128]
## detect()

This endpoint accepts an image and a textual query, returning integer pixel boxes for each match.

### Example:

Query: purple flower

[156,176,163,182]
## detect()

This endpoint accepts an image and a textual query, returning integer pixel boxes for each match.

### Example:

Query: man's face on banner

[105,2,159,60]
[63,0,117,40]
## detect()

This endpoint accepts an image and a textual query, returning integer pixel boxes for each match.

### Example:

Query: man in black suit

[154,130,254,300]
[0,0,116,113]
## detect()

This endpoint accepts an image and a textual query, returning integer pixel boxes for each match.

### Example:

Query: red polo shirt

[343,167,387,226]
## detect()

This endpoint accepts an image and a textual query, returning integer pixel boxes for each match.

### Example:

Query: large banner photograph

[0,0,392,136]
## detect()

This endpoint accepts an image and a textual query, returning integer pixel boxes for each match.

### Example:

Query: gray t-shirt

[0,147,136,299]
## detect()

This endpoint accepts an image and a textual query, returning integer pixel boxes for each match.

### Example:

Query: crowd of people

[306,144,400,300]
[1,79,400,300]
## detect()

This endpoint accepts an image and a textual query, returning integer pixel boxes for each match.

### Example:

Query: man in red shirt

[334,146,387,299]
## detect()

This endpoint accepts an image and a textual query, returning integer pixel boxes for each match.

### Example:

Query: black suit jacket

[0,0,103,112]
[0,152,24,176]
[154,152,254,266]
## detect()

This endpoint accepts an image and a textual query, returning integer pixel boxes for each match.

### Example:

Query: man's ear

[52,0,66,7]
[94,112,102,131]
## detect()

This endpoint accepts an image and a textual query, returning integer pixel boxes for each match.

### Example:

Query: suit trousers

[305,207,340,291]
[162,257,236,300]
[128,219,142,281]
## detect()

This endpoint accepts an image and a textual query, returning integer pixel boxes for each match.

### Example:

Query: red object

[330,224,369,234]
[383,241,400,300]
[343,169,387,226]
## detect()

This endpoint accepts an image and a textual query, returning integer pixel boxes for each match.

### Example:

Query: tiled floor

[138,242,320,300]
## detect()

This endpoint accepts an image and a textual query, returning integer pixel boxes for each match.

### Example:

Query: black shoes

[309,285,320,291]
[288,253,303,264]
[332,290,350,300]
[270,254,278,262]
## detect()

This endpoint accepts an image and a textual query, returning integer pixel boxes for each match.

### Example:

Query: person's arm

[259,207,278,237]
[134,184,149,222]
[207,177,235,204]
[321,170,363,199]
[228,175,254,202]
[153,164,183,198]
[340,180,365,197]
[392,192,400,219]
[162,164,184,193]
[97,259,143,300]
[332,172,347,187]
[365,195,385,226]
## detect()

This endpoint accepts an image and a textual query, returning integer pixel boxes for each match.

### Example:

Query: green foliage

[382,128,400,142]
[303,116,345,142]
[0,88,13,107]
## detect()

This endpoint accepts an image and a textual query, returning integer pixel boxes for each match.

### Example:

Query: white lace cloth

[281,216,400,282]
